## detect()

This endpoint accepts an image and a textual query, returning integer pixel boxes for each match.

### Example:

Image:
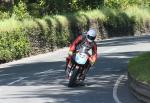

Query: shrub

[104,0,150,9]
[0,30,31,62]
[0,11,10,20]
[12,0,30,20]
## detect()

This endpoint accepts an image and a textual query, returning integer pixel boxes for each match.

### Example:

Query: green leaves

[0,6,150,63]
[104,0,150,9]
[0,11,10,20]
[12,0,30,20]
[0,30,31,62]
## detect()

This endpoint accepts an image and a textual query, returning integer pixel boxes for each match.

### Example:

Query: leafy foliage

[12,0,30,20]
[0,0,150,63]
[0,0,150,18]
[0,11,10,20]
[104,0,150,9]
[0,30,31,62]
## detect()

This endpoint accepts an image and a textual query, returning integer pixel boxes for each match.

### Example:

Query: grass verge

[128,52,150,84]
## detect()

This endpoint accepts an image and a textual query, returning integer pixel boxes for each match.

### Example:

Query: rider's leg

[65,56,72,78]
[66,56,72,70]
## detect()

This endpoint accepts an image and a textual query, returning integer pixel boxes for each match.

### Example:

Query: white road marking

[34,70,52,75]
[0,70,4,73]
[7,77,27,86]
[97,48,117,57]
[113,75,126,103]
[103,48,117,53]
[0,74,10,76]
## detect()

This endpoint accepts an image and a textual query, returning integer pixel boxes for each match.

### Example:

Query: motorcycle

[66,47,91,87]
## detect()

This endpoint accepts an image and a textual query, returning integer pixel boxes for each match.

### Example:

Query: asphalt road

[0,35,150,103]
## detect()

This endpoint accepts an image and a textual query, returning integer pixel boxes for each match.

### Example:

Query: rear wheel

[68,67,79,87]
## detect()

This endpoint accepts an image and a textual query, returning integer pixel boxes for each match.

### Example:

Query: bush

[104,0,150,9]
[12,0,30,20]
[0,30,31,62]
[0,11,10,20]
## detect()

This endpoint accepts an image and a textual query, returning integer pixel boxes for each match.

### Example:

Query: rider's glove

[89,57,95,66]
[90,61,95,66]
[68,50,73,56]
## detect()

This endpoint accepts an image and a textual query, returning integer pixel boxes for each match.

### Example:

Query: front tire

[68,68,79,87]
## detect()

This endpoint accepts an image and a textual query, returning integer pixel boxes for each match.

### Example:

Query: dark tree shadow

[44,18,55,51]
[52,17,69,48]
[96,35,150,47]
[102,10,136,37]
[31,19,48,54]
[0,35,149,103]
[0,50,145,103]
[65,13,91,42]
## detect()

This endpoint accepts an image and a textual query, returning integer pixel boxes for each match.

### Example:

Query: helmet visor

[87,35,95,41]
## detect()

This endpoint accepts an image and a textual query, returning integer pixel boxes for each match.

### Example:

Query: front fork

[66,61,75,78]
[66,58,90,80]
[67,63,80,80]
[79,64,90,81]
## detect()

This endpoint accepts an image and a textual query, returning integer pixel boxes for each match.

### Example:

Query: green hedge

[0,16,71,62]
[0,7,150,63]
[1,0,149,17]
[0,30,30,62]
[128,52,150,84]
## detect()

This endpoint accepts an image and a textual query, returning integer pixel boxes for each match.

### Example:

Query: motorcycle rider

[65,28,97,83]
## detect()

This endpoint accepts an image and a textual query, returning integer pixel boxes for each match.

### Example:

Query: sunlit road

[0,35,150,103]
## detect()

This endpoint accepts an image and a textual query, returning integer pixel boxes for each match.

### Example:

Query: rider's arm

[90,43,97,63]
[69,35,82,52]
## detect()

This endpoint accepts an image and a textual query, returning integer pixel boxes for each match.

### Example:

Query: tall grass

[0,18,21,32]
[125,6,150,23]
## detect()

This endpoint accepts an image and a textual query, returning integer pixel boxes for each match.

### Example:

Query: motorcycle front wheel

[68,67,79,87]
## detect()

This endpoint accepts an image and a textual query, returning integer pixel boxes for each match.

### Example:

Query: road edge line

[7,77,27,86]
[113,75,125,103]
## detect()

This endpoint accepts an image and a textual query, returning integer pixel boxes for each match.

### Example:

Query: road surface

[0,35,150,103]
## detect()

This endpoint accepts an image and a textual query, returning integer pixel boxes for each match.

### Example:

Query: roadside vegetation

[0,0,150,63]
[128,52,150,84]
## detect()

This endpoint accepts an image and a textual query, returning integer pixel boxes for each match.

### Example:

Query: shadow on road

[97,35,150,47]
[0,50,145,103]
[0,35,149,103]
[0,51,144,86]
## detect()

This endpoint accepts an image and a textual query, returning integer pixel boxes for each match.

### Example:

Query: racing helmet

[86,29,97,42]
